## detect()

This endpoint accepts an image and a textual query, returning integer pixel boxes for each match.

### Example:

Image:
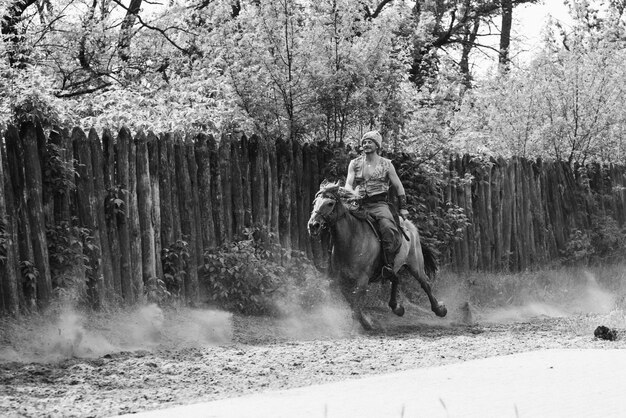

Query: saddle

[347,203,410,243]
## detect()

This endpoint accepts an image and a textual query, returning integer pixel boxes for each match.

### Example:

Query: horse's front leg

[340,276,375,330]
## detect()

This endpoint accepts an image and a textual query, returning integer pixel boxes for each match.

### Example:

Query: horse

[307,181,447,330]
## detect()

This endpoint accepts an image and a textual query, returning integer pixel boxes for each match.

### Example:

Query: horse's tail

[421,243,438,278]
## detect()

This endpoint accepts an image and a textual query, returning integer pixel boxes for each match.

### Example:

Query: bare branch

[110,0,195,56]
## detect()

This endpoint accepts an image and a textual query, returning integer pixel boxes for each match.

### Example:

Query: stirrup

[381,264,395,280]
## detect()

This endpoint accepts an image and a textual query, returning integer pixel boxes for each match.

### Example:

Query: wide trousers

[361,201,401,261]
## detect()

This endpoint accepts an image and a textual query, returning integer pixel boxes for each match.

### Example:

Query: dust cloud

[276,303,354,340]
[438,268,624,327]
[0,304,233,364]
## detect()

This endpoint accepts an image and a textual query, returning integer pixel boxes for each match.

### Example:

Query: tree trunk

[499,0,513,73]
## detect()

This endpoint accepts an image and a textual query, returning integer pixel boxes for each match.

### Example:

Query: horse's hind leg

[407,263,447,317]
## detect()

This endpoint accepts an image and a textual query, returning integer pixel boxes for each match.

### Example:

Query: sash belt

[360,193,388,204]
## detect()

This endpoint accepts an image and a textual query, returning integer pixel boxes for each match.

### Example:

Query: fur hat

[361,131,382,150]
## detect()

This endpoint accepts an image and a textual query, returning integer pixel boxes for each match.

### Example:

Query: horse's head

[308,181,357,237]
[307,184,340,237]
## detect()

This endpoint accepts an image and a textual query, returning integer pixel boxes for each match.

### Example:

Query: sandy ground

[2,297,626,418]
[123,349,626,418]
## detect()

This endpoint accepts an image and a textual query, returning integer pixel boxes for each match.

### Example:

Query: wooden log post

[102,128,122,298]
[276,138,292,253]
[491,160,504,270]
[309,143,325,265]
[147,132,163,281]
[239,134,253,229]
[115,127,134,303]
[129,130,143,299]
[136,131,157,287]
[219,133,233,242]
[208,134,225,245]
[292,140,304,252]
[88,128,115,304]
[195,133,216,249]
[0,134,19,316]
[249,135,266,226]
[48,126,72,225]
[21,121,52,308]
[458,157,471,270]
[268,139,280,241]
[301,143,313,258]
[229,133,245,239]
[73,127,105,309]
[185,135,202,279]
[158,133,174,254]
[175,136,199,304]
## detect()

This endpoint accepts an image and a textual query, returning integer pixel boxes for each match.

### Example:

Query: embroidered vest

[352,155,392,198]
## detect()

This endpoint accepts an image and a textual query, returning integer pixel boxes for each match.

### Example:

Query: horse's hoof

[393,305,405,317]
[359,313,375,331]
[435,303,447,317]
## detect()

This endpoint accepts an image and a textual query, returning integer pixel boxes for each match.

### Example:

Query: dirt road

[1,302,624,418]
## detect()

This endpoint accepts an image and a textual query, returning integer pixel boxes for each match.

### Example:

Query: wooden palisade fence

[1,120,626,314]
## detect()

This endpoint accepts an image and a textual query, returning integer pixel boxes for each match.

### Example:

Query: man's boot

[381,250,397,281]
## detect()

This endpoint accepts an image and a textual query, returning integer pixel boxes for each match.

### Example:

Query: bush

[46,221,93,304]
[562,215,626,265]
[201,226,330,316]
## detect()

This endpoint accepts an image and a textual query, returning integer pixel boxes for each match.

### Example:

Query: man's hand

[400,209,409,219]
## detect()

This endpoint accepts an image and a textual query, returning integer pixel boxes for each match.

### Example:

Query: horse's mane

[315,180,360,203]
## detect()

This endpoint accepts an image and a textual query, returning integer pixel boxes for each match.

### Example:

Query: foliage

[46,221,93,302]
[161,239,190,298]
[19,260,38,305]
[43,142,76,202]
[201,225,329,316]
[144,276,172,305]
[201,227,285,315]
[105,186,127,223]
[452,1,626,163]
[394,153,471,254]
[562,216,626,265]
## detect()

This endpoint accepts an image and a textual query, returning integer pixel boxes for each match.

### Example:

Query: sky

[473,1,574,75]
[515,1,573,53]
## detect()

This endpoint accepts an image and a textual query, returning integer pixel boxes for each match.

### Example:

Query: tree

[451,0,626,163]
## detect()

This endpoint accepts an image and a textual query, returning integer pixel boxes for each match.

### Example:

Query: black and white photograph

[1,0,626,416]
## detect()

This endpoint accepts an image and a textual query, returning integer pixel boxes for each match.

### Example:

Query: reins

[312,192,348,227]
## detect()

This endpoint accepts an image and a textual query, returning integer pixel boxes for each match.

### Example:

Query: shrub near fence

[1,120,626,314]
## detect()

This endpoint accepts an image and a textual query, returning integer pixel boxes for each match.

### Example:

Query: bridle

[310,192,347,229]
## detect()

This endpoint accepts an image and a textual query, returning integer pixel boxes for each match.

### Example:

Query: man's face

[361,139,378,154]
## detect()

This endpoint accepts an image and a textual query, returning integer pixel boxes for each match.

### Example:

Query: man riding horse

[345,130,408,282]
